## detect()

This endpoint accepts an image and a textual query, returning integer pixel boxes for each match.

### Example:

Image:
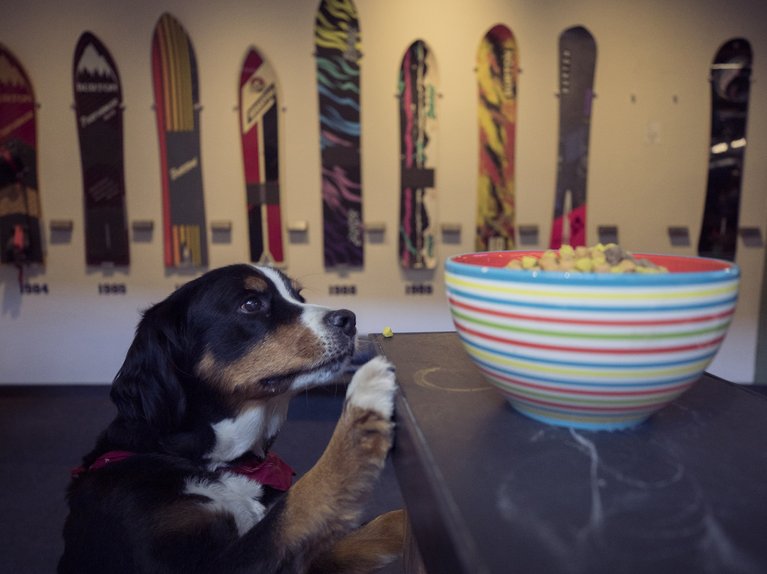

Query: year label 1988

[98,283,127,295]
[328,284,357,296]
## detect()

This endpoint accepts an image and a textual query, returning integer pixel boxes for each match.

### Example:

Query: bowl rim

[446,251,740,286]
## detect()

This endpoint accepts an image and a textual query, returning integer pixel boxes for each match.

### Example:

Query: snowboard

[697,38,752,261]
[239,47,284,265]
[73,32,130,266]
[0,44,43,267]
[315,0,363,268]
[152,12,208,268]
[398,39,437,270]
[476,24,517,252]
[549,26,596,249]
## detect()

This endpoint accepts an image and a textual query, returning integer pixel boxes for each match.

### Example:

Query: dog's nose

[325,309,356,336]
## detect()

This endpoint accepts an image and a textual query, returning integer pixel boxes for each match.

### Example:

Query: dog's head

[109,264,356,461]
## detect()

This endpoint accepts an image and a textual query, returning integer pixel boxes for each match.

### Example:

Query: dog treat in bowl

[505,244,668,274]
[445,250,740,430]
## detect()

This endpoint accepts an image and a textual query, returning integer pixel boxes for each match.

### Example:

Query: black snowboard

[73,31,130,266]
[697,38,752,261]
[549,26,596,249]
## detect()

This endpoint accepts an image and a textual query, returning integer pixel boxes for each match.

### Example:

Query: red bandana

[71,450,295,491]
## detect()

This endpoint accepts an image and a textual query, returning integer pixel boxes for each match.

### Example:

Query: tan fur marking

[277,402,393,552]
[309,510,406,574]
[151,500,228,538]
[244,276,268,292]
[196,323,325,392]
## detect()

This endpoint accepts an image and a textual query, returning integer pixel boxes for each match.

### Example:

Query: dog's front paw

[346,356,396,420]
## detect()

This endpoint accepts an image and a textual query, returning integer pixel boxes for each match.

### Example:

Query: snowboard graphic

[476,24,517,252]
[315,0,363,268]
[697,38,752,261]
[398,39,437,270]
[152,13,208,268]
[549,26,596,249]
[73,32,130,266]
[0,44,43,267]
[239,47,284,265]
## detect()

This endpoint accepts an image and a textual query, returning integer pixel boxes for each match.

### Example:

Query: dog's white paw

[346,356,396,419]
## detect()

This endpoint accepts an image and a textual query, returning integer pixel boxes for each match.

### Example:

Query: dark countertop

[374,331,767,574]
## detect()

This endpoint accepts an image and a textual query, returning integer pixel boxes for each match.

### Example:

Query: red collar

[71,450,294,491]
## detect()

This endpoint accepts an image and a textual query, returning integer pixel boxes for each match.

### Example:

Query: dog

[59,264,404,573]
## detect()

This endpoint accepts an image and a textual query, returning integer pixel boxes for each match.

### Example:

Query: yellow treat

[539,258,560,271]
[575,257,593,272]
[559,245,575,258]
[619,260,636,272]
[382,326,394,338]
[559,259,576,271]
[521,256,538,269]
[592,254,606,267]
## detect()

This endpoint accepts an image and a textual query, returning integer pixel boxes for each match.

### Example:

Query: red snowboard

[0,44,43,267]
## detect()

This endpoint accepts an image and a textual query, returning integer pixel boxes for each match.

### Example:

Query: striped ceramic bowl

[444,251,740,430]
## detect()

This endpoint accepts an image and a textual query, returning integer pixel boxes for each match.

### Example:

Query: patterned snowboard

[697,38,752,261]
[315,0,363,268]
[0,44,43,266]
[476,24,517,252]
[239,47,284,265]
[398,39,437,270]
[152,13,208,268]
[73,32,130,266]
[549,26,596,249]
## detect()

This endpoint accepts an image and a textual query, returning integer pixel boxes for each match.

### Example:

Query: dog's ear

[110,301,188,433]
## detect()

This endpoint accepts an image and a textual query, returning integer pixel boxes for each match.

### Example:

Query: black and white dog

[59,264,403,573]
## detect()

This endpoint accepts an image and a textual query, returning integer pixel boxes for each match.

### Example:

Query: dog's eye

[239,296,266,315]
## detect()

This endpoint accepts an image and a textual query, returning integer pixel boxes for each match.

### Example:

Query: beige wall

[1,0,765,383]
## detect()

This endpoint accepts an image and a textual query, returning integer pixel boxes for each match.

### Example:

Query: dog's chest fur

[208,396,292,462]
[185,472,266,535]
[182,399,291,535]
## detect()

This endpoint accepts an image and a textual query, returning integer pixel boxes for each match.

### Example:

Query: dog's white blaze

[254,265,333,342]
[184,473,265,536]
[254,265,304,306]
[346,356,396,419]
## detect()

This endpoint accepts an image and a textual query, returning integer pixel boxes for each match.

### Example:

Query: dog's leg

[308,509,406,574]
[277,356,397,566]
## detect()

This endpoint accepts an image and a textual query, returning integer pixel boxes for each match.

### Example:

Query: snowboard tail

[697,38,752,261]
[549,26,596,249]
[315,0,364,268]
[0,44,43,267]
[73,31,130,266]
[398,39,438,270]
[476,24,517,252]
[152,13,208,269]
[240,47,284,265]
